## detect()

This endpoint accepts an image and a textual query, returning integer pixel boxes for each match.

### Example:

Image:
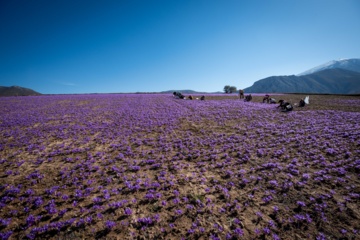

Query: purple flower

[0,231,12,240]
[326,148,336,155]
[0,218,11,227]
[25,189,35,196]
[233,218,241,225]
[44,200,57,214]
[173,190,180,196]
[92,196,102,204]
[33,197,43,208]
[219,207,226,213]
[273,205,279,212]
[130,165,140,172]
[85,216,93,224]
[62,194,69,201]
[174,209,183,215]
[272,233,280,240]
[153,214,160,222]
[145,193,155,201]
[316,232,326,240]
[263,227,271,235]
[186,204,194,210]
[124,207,132,215]
[58,209,68,217]
[297,201,306,207]
[225,233,232,240]
[137,217,153,225]
[105,220,116,229]
[233,228,244,236]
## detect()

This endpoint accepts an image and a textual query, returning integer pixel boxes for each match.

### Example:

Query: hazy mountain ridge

[0,86,41,97]
[244,68,360,94]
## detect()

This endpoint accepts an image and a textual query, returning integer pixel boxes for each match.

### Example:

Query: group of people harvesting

[173,92,205,100]
[239,89,254,102]
[238,90,308,112]
[173,90,308,112]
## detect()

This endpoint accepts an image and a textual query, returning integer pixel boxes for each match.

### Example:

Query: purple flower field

[0,94,359,239]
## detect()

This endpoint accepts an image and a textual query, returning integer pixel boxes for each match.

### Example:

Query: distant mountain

[298,58,360,76]
[244,68,360,94]
[0,86,41,97]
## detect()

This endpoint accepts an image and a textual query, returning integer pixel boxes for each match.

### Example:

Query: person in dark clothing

[263,94,270,103]
[269,98,276,104]
[277,100,284,108]
[277,100,293,112]
[173,92,185,99]
[244,94,252,102]
[299,99,306,107]
[239,89,244,99]
[200,95,205,100]
[188,95,193,100]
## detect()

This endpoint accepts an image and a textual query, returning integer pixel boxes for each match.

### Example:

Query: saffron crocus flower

[92,197,102,204]
[0,231,12,240]
[263,227,271,235]
[297,201,306,207]
[0,218,11,227]
[174,209,183,215]
[124,207,132,215]
[105,220,116,229]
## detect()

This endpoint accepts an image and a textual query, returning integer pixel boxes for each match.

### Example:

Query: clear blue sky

[1,0,360,94]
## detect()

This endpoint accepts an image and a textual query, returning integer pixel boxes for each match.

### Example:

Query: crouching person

[244,94,252,102]
[269,98,276,104]
[299,99,305,107]
[263,94,270,103]
[277,100,293,112]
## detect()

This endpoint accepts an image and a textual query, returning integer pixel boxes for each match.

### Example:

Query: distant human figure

[173,92,185,99]
[239,89,244,99]
[299,99,306,107]
[277,100,285,109]
[244,94,252,102]
[188,95,193,100]
[200,95,205,100]
[263,94,270,103]
[269,98,276,104]
[277,100,293,112]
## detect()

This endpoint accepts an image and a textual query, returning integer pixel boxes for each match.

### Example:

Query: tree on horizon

[223,85,237,93]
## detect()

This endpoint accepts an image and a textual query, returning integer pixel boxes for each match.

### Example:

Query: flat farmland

[0,94,359,239]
